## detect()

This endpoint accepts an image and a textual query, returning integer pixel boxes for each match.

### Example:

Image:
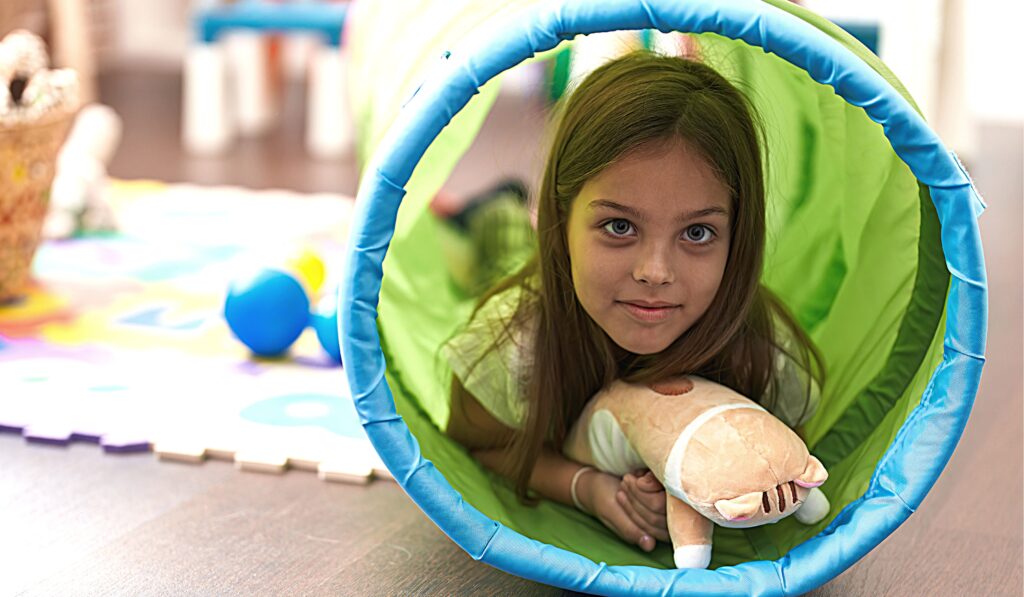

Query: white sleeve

[441,288,532,429]
[767,348,821,428]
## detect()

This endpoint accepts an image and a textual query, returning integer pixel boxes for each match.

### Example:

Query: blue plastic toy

[224,268,311,357]
[311,291,343,365]
[224,248,343,363]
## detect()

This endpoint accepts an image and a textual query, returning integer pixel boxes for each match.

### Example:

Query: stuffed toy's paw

[673,544,712,569]
[793,487,830,524]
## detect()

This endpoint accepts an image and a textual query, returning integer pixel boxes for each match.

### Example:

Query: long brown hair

[470,51,823,502]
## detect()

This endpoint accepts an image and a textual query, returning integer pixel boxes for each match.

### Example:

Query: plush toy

[0,29,49,91]
[45,104,123,239]
[564,376,830,569]
[0,30,79,125]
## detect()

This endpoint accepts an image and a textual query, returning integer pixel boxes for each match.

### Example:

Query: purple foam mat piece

[292,354,341,369]
[71,431,104,443]
[20,426,152,453]
[24,431,73,446]
[100,435,152,453]
[0,422,26,433]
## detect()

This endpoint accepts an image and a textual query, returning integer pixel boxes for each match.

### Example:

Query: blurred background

[1,0,1020,192]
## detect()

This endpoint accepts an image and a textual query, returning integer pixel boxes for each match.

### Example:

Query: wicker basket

[0,110,74,302]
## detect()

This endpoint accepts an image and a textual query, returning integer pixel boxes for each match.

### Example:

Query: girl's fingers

[622,474,667,515]
[617,490,670,543]
[635,470,664,493]
[602,498,654,552]
[621,488,668,532]
[590,471,655,552]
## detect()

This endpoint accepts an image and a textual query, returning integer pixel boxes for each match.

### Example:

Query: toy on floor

[1,180,377,485]
[310,290,342,364]
[224,248,343,363]
[0,29,79,124]
[564,376,830,569]
[45,103,123,239]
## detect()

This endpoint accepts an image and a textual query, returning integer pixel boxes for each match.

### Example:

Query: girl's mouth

[618,301,680,323]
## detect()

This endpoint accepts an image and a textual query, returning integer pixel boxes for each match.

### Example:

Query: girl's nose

[633,244,674,286]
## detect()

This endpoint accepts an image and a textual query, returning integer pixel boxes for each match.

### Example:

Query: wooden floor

[2,66,1021,596]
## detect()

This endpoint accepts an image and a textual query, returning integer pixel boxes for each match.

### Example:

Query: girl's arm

[472,444,667,552]
[446,377,668,551]
[445,375,516,450]
[447,377,576,504]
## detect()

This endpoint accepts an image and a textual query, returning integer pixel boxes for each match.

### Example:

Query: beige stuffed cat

[564,376,830,569]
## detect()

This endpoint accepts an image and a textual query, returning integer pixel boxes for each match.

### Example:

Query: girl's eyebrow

[588,200,729,223]
[676,206,730,223]
[589,199,645,221]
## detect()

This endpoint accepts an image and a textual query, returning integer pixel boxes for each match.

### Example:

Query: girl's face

[566,138,732,355]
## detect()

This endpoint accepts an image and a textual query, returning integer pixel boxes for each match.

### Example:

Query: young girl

[442,51,823,554]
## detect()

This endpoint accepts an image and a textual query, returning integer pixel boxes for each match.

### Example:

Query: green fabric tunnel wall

[339,0,987,593]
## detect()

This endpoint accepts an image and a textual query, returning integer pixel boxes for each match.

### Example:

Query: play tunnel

[339,0,987,593]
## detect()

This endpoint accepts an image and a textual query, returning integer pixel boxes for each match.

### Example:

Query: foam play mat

[0,180,387,483]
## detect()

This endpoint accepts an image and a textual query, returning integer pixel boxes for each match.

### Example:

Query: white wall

[804,0,1023,127]
[963,0,1023,124]
[111,0,189,66]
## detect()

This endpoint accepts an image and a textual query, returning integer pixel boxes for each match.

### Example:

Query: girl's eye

[602,219,635,237]
[684,224,715,244]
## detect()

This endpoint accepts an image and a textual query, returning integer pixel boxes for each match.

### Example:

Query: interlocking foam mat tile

[0,180,389,483]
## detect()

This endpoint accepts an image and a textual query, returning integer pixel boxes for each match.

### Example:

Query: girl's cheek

[693,254,729,297]
[574,247,618,298]
[588,244,630,278]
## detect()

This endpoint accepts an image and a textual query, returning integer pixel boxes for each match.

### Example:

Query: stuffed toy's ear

[714,491,763,521]
[795,455,828,488]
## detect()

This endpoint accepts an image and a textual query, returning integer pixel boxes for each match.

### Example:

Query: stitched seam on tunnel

[947,272,986,290]
[942,341,986,362]
[350,365,388,403]
[477,521,505,562]
[638,0,662,32]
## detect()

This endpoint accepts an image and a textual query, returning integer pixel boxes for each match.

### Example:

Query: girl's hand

[618,469,669,545]
[576,468,668,552]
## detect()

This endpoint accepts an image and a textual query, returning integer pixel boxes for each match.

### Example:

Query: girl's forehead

[576,140,732,218]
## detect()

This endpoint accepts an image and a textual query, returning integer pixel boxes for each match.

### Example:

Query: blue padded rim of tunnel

[339,0,988,594]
